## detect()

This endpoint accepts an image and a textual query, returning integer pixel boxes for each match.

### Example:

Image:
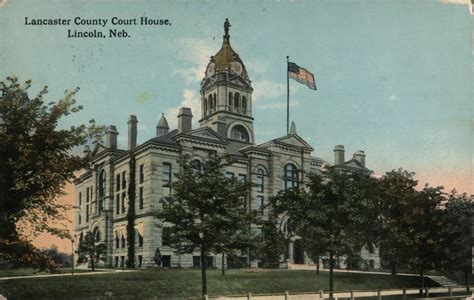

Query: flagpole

[286,56,289,134]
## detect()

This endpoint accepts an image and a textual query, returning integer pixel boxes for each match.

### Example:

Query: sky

[0,0,472,252]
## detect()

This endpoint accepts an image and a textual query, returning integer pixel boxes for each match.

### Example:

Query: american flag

[288,62,317,90]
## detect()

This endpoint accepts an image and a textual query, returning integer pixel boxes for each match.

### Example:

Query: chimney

[128,115,138,150]
[334,145,345,165]
[353,150,366,167]
[177,107,193,133]
[106,125,118,149]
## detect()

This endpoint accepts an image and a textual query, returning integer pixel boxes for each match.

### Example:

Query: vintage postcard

[0,0,472,299]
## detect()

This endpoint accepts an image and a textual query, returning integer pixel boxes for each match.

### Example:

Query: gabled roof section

[89,143,125,161]
[259,133,314,152]
[172,127,228,145]
[332,158,370,172]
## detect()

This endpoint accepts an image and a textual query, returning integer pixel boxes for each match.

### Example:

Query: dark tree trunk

[200,247,207,299]
[420,268,425,294]
[390,261,397,275]
[221,252,225,276]
[316,256,320,275]
[329,251,334,299]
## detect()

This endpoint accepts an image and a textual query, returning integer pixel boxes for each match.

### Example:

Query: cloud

[256,100,299,110]
[388,95,397,102]
[440,0,469,5]
[172,38,214,85]
[164,89,201,129]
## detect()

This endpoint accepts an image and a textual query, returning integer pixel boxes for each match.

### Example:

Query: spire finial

[289,121,297,135]
[224,18,231,42]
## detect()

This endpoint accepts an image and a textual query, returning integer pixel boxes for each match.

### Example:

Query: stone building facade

[73,19,379,269]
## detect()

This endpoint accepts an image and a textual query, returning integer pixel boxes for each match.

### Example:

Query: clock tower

[199,18,254,143]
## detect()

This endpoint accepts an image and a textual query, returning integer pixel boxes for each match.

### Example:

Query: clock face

[206,63,215,77]
[230,61,243,76]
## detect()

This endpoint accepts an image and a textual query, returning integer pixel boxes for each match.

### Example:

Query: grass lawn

[0,268,93,278]
[0,268,438,299]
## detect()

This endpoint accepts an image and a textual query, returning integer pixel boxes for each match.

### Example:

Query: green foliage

[126,154,136,268]
[270,168,378,291]
[76,232,107,271]
[155,154,257,296]
[439,190,472,285]
[253,218,287,268]
[0,76,105,266]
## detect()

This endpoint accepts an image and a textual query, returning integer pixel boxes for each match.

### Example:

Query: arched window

[234,93,241,114]
[231,125,249,142]
[213,93,217,111]
[98,170,106,212]
[93,227,101,242]
[228,92,233,111]
[208,95,213,112]
[191,159,201,174]
[283,164,298,190]
[242,96,247,114]
[115,233,120,249]
[203,97,207,116]
[256,168,265,193]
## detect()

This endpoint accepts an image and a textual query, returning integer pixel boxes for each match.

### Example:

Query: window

[116,194,120,214]
[115,234,119,249]
[114,256,119,267]
[98,170,106,212]
[242,96,247,114]
[234,93,241,113]
[139,164,144,184]
[191,160,201,174]
[256,196,264,214]
[120,256,125,267]
[121,192,126,213]
[139,187,144,209]
[162,227,172,247]
[193,256,201,268]
[79,192,82,206]
[122,171,126,190]
[121,235,126,248]
[238,174,246,182]
[138,233,143,247]
[86,204,89,222]
[86,187,89,202]
[161,255,171,268]
[90,186,93,201]
[284,164,299,190]
[256,170,264,193]
[162,163,172,203]
[138,255,143,267]
[231,125,249,142]
[225,172,234,179]
[94,229,101,242]
[78,213,81,225]
[116,174,120,191]
[228,92,233,111]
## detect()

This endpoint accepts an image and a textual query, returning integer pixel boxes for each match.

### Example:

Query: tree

[253,218,287,269]
[404,185,445,291]
[76,232,107,271]
[155,154,257,299]
[377,169,418,275]
[0,76,104,265]
[270,169,377,298]
[439,191,472,288]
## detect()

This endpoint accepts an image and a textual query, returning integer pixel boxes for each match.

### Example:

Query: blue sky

[1,0,472,194]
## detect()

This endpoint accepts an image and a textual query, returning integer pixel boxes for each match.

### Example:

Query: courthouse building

[73,19,379,269]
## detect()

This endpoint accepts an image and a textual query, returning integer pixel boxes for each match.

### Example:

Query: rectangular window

[122,171,126,190]
[116,174,120,191]
[121,192,126,213]
[225,172,234,179]
[90,186,93,201]
[256,175,264,193]
[139,187,144,209]
[193,256,201,268]
[86,187,89,202]
[120,256,125,267]
[139,164,144,184]
[121,235,126,248]
[162,227,171,247]
[78,213,81,225]
[161,255,171,268]
[79,192,82,206]
[138,255,143,268]
[116,194,120,214]
[138,233,143,247]
[238,174,246,182]
[162,163,172,204]
[256,196,264,214]
[86,204,89,222]
[115,256,119,267]
[115,234,119,249]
